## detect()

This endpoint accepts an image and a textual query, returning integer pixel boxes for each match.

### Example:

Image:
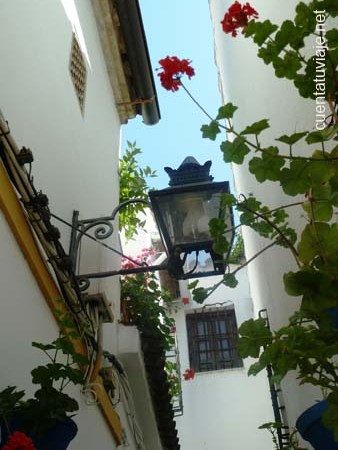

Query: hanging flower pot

[1,417,78,450]
[33,418,78,450]
[326,308,338,329]
[296,400,338,450]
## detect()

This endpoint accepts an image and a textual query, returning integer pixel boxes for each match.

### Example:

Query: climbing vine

[119,141,157,241]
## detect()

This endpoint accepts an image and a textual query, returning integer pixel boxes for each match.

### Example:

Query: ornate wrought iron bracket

[69,198,150,271]
[68,199,185,291]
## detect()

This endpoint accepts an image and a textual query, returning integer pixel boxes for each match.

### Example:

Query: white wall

[209,0,323,438]
[0,1,141,448]
[0,0,122,320]
[0,0,121,270]
[173,267,273,450]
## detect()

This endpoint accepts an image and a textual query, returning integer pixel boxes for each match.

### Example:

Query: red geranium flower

[181,297,190,305]
[183,368,195,381]
[221,1,258,37]
[2,431,36,450]
[157,56,195,92]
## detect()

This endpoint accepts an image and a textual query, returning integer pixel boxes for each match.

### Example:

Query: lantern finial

[164,157,213,186]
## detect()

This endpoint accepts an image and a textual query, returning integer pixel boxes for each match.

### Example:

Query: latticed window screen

[69,33,87,114]
[186,308,243,372]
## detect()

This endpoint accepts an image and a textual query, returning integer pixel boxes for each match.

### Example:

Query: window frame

[186,307,243,373]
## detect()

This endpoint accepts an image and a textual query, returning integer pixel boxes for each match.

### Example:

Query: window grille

[69,33,87,114]
[186,308,243,372]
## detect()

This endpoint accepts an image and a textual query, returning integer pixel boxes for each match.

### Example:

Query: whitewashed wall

[209,0,322,439]
[0,1,137,448]
[173,267,273,450]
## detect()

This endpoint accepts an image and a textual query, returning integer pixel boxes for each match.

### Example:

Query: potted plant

[120,249,175,351]
[0,310,88,450]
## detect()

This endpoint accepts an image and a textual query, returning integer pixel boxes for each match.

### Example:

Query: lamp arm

[77,261,169,291]
[111,198,151,221]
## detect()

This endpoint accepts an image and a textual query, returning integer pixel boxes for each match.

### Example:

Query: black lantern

[67,156,234,290]
[149,157,234,279]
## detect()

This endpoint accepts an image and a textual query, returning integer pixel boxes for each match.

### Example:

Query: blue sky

[121,0,234,191]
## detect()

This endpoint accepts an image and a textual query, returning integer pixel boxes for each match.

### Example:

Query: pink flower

[181,297,190,305]
[221,1,259,37]
[183,368,195,381]
[157,56,195,92]
[2,431,36,450]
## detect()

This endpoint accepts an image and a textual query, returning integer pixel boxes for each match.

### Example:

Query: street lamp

[68,157,234,290]
[149,157,233,279]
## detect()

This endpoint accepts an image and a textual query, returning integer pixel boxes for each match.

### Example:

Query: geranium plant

[221,1,258,37]
[157,0,338,442]
[0,311,87,448]
[120,249,175,350]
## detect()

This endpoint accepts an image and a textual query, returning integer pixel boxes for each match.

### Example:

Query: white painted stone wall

[209,0,323,440]
[173,267,273,450]
[0,1,141,448]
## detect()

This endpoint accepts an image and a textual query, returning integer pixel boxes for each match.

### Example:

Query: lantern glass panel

[150,183,227,252]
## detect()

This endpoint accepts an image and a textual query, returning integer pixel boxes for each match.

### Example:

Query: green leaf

[302,198,333,221]
[307,153,336,183]
[245,20,278,45]
[326,29,338,49]
[201,121,221,141]
[209,217,227,235]
[216,103,238,120]
[280,159,310,196]
[276,131,307,145]
[295,2,317,32]
[306,125,338,143]
[192,287,209,304]
[223,273,238,288]
[0,387,26,417]
[258,42,278,64]
[241,196,262,212]
[221,193,237,207]
[275,21,302,52]
[273,51,302,79]
[148,280,158,291]
[238,318,272,358]
[188,280,199,290]
[302,183,333,221]
[241,119,270,136]
[32,342,55,352]
[221,137,250,164]
[283,269,332,298]
[298,222,338,264]
[249,146,284,182]
[213,235,229,255]
[272,209,288,224]
[248,360,266,376]
[321,0,338,16]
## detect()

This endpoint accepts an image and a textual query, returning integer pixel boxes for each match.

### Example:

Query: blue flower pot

[326,308,338,329]
[34,418,78,450]
[296,400,338,450]
[1,417,78,450]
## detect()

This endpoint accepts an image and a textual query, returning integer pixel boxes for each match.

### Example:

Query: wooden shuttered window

[186,308,243,372]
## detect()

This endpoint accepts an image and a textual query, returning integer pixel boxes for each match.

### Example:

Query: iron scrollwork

[69,199,153,291]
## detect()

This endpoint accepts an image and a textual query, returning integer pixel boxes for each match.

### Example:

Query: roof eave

[91,0,160,125]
